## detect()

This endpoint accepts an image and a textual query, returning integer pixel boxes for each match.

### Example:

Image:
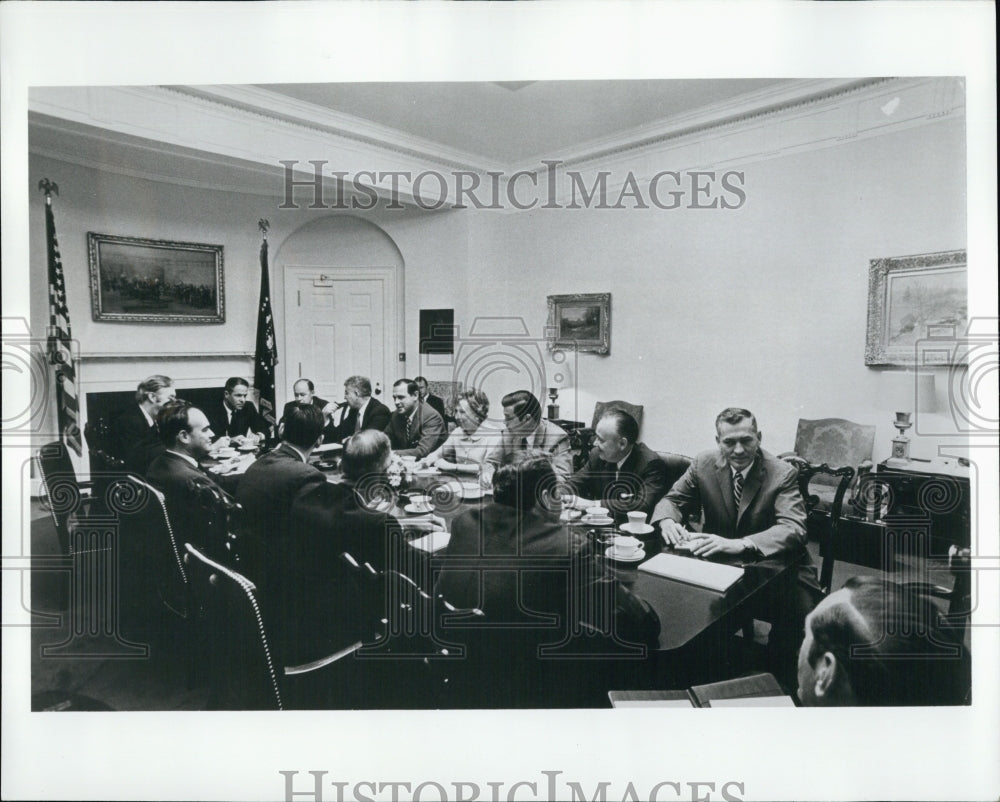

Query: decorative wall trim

[79,351,254,362]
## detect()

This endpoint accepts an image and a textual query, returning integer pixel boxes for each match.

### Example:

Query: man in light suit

[383,378,446,458]
[564,409,670,522]
[146,400,235,556]
[650,407,819,683]
[235,404,328,600]
[325,375,392,443]
[111,374,176,475]
[484,390,573,480]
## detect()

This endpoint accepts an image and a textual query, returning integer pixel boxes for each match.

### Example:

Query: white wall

[31,112,967,466]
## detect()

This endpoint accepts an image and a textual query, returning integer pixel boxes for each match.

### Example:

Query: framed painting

[88,232,225,323]
[547,293,611,354]
[865,250,967,366]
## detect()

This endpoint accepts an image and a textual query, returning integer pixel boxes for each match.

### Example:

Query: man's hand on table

[659,518,693,546]
[686,533,745,558]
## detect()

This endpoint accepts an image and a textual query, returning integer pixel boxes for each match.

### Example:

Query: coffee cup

[612,535,643,557]
[626,511,647,528]
[586,506,609,519]
[408,494,432,512]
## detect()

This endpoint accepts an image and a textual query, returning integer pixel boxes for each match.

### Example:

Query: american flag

[44,188,82,456]
[254,234,278,428]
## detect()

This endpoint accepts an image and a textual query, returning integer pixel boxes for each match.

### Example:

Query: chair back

[83,416,126,472]
[185,476,243,566]
[788,457,855,594]
[183,543,283,710]
[108,474,188,618]
[591,400,644,433]
[792,418,875,487]
[35,441,86,555]
[425,380,463,418]
[655,450,693,492]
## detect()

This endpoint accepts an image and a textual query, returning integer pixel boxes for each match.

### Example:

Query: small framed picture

[865,250,967,366]
[547,293,611,354]
[88,232,225,323]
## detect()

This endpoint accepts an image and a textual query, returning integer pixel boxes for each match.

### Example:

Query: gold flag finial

[39,179,59,203]
[258,218,270,239]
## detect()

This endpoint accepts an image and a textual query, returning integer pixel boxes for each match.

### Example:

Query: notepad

[637,552,744,592]
[409,531,451,553]
[313,443,343,453]
[707,696,796,708]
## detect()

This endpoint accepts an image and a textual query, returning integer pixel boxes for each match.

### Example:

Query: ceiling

[255,79,794,164]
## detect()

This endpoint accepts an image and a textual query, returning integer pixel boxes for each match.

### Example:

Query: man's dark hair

[414,376,428,388]
[157,399,194,446]
[294,378,315,392]
[341,429,392,481]
[344,375,372,397]
[393,378,419,397]
[281,403,325,449]
[601,409,639,444]
[501,390,542,424]
[493,449,559,512]
[807,575,967,706]
[715,407,757,432]
[224,376,250,393]
[135,374,173,404]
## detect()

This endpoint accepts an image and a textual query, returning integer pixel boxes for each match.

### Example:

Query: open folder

[637,552,744,592]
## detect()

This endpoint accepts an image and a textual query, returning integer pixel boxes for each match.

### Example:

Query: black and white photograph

[2,4,997,802]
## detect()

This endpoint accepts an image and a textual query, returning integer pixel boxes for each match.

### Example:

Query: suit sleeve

[650,461,700,526]
[248,402,270,435]
[367,403,392,432]
[633,456,670,518]
[745,466,808,557]
[566,453,598,498]
[395,409,446,458]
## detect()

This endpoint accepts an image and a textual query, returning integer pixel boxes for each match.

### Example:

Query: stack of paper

[409,531,451,553]
[637,552,744,592]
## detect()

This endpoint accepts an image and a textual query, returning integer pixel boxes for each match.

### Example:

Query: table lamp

[885,411,912,467]
[546,357,573,420]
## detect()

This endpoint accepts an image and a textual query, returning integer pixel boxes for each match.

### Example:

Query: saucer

[620,522,654,536]
[237,444,257,452]
[404,504,433,514]
[583,515,615,526]
[560,509,583,522]
[605,546,645,563]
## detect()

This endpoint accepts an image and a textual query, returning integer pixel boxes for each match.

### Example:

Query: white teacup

[612,535,643,557]
[586,506,609,519]
[408,494,432,512]
[626,511,647,528]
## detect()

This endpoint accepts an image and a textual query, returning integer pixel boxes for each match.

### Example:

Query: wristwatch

[740,537,757,556]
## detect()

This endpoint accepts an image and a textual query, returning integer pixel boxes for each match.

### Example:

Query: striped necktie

[733,470,744,509]
[405,415,412,443]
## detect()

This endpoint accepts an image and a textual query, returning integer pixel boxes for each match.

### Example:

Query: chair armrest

[777,450,798,460]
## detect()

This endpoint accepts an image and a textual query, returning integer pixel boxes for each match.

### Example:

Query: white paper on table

[313,443,343,453]
[409,531,452,552]
[613,698,695,708]
[637,552,744,592]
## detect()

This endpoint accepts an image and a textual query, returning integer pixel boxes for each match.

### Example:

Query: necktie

[521,437,529,450]
[354,410,362,433]
[733,471,744,509]
[405,416,412,444]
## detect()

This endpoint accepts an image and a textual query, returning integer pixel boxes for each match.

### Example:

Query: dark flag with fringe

[253,227,278,431]
[44,182,82,456]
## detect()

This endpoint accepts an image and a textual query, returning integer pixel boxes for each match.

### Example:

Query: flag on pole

[43,181,82,456]
[253,222,278,430]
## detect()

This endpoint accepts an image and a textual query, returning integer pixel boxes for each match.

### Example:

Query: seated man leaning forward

[563,408,669,522]
[384,378,447,459]
[484,390,573,481]
[650,406,820,680]
[418,388,501,475]
[798,575,969,707]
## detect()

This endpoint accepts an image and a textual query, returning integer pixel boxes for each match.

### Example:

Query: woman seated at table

[417,388,502,475]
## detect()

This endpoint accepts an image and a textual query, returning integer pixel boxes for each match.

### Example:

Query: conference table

[206,445,798,690]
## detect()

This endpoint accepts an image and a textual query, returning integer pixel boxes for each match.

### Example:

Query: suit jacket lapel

[737,458,764,524]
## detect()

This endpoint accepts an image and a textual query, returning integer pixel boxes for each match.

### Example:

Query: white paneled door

[283,267,398,405]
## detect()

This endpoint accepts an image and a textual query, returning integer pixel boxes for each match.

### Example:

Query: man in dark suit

[414,376,448,422]
[384,378,446,458]
[234,403,327,602]
[324,375,391,443]
[111,374,175,475]
[564,409,669,522]
[279,378,330,427]
[146,400,235,557]
[206,376,269,445]
[288,429,405,667]
[484,390,573,479]
[650,406,818,683]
